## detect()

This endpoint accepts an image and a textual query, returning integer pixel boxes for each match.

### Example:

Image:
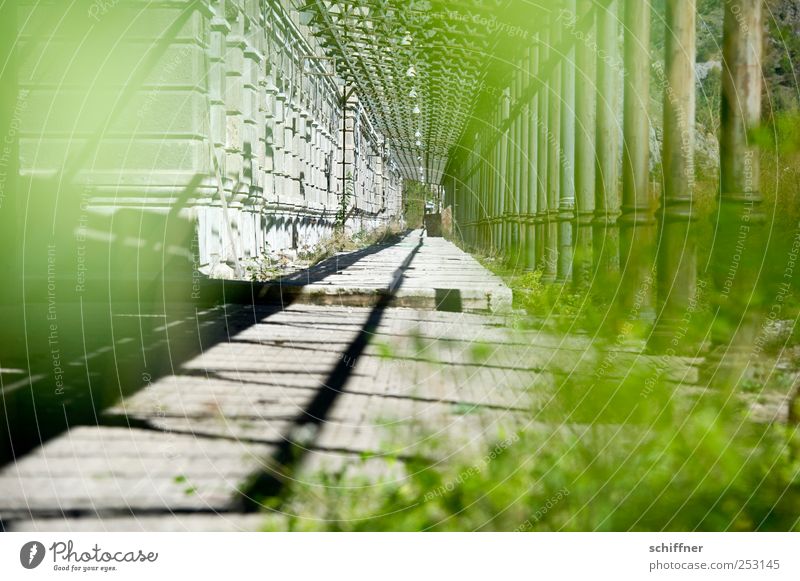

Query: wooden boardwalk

[0,232,552,531]
[244,230,513,312]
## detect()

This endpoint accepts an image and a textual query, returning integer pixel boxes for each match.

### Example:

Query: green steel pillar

[593,0,621,283]
[536,30,550,271]
[573,0,596,289]
[706,0,765,385]
[619,0,656,321]
[650,0,698,352]
[500,91,511,254]
[524,42,539,271]
[510,66,523,265]
[544,17,561,283]
[519,50,531,270]
[558,0,577,282]
[482,129,490,252]
[494,107,503,253]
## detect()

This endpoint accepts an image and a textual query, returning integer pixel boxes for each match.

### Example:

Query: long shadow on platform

[236,233,424,510]
[0,232,419,530]
[0,231,410,469]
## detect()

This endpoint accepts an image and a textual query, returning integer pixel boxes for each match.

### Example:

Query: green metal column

[536,30,549,271]
[619,0,656,321]
[650,0,697,352]
[476,138,482,247]
[511,66,523,265]
[525,43,539,271]
[707,0,765,385]
[593,0,621,282]
[558,0,577,282]
[545,17,561,283]
[489,110,502,253]
[494,106,504,253]
[482,128,490,251]
[460,157,467,245]
[500,91,511,254]
[519,50,531,270]
[573,0,596,289]
[504,81,515,257]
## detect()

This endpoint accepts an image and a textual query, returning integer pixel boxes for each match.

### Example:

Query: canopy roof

[301,0,543,184]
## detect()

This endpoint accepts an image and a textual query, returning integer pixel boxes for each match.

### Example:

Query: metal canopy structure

[301,0,535,184]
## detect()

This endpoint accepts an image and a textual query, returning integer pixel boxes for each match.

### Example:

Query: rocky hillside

[647,0,800,175]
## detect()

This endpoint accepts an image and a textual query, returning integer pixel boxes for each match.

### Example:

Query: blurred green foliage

[274,333,800,530]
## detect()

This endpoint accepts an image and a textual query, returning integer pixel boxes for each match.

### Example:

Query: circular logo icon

[20,541,45,569]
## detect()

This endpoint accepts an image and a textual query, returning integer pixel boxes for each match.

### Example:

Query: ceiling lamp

[409,88,417,98]
[406,65,416,78]
[413,105,420,114]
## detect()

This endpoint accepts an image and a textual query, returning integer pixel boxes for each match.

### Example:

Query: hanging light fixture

[409,88,417,98]
[406,65,416,78]
[413,105,420,114]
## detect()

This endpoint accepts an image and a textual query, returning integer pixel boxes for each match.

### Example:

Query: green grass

[260,143,800,531]
[262,229,800,530]
[272,344,800,531]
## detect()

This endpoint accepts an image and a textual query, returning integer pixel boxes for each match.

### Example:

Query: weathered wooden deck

[0,231,550,531]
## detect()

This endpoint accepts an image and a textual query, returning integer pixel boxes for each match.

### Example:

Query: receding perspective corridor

[1,0,799,533]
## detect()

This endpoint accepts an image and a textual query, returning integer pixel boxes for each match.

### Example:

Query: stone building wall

[15,0,403,279]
